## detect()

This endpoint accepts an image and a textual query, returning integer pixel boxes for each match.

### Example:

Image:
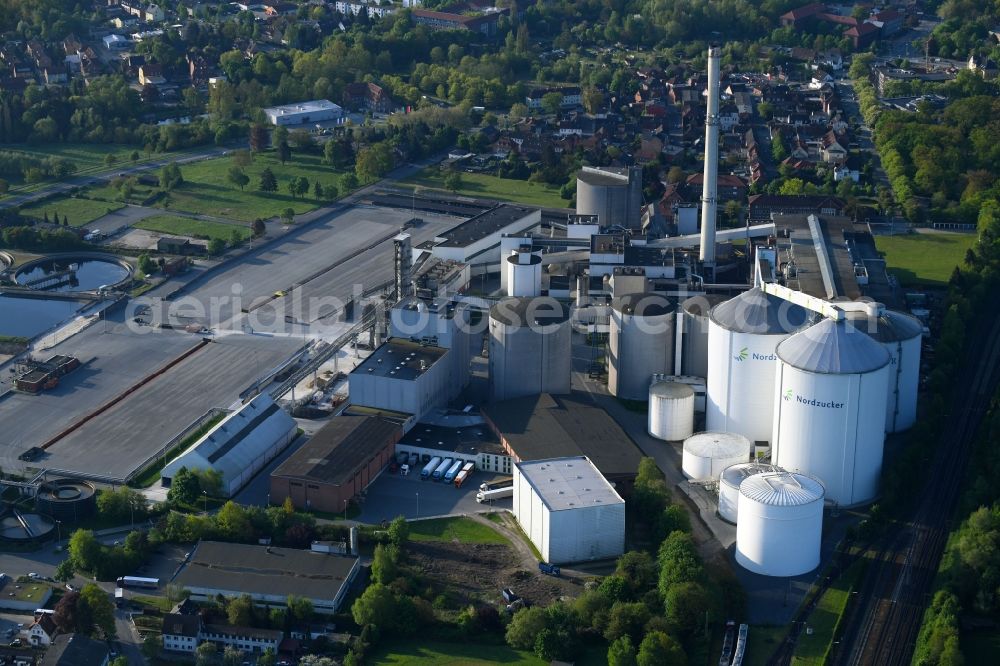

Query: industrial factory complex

[0,46,944,665]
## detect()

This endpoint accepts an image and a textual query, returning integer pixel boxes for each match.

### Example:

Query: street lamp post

[415,491,419,518]
[343,499,348,521]
[202,491,207,513]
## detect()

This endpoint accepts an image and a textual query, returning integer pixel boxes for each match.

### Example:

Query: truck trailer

[421,456,442,480]
[479,476,513,492]
[443,460,464,483]
[476,486,513,503]
[432,457,453,481]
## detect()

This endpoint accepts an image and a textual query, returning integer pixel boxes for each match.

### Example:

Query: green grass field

[1,143,180,193]
[20,196,123,227]
[402,167,568,209]
[875,231,975,287]
[154,151,345,221]
[134,214,250,242]
[369,640,546,665]
[744,625,790,666]
[408,517,509,545]
[792,561,865,665]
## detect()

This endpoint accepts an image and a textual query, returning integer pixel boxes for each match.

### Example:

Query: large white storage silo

[679,294,726,378]
[505,249,543,298]
[489,297,571,401]
[608,294,676,400]
[682,432,753,480]
[772,318,891,507]
[847,310,923,433]
[735,471,824,577]
[706,288,813,444]
[648,382,695,441]
[718,462,782,523]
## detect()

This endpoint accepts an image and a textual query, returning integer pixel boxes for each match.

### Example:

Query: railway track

[831,308,1000,666]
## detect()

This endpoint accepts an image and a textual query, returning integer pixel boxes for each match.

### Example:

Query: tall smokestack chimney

[699,46,721,270]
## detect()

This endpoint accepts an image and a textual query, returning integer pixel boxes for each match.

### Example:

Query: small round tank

[648,382,695,441]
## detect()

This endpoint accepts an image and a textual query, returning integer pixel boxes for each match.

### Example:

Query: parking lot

[356,468,511,524]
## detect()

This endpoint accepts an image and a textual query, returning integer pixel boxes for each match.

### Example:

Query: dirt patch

[407,539,583,608]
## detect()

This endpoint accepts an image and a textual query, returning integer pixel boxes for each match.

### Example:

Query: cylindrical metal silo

[772,318,891,507]
[489,296,571,402]
[706,288,813,444]
[679,294,726,378]
[648,381,695,441]
[847,309,923,433]
[718,462,783,523]
[505,250,542,298]
[681,431,753,480]
[736,471,825,577]
[608,294,676,400]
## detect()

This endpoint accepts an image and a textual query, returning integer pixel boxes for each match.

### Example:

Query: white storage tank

[847,309,922,433]
[681,432,752,480]
[735,471,824,577]
[706,288,813,444]
[648,382,696,441]
[489,296,571,402]
[772,318,891,507]
[718,462,782,523]
[608,294,676,400]
[505,249,543,297]
[679,294,726,378]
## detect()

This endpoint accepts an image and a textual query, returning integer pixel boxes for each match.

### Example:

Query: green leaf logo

[784,389,793,401]
[734,347,749,362]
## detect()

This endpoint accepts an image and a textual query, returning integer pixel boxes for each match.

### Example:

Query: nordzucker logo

[734,347,748,362]
[785,391,844,409]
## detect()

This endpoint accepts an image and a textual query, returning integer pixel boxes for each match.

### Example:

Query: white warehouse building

[263,100,343,126]
[161,394,297,497]
[513,456,625,565]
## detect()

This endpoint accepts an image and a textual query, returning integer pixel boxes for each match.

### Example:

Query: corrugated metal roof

[650,381,695,399]
[720,462,783,488]
[709,287,813,334]
[846,309,923,343]
[739,471,824,506]
[777,318,891,374]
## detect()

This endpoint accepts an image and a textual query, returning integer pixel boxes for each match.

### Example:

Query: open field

[20,196,123,227]
[792,561,865,665]
[402,167,568,209]
[875,231,976,287]
[133,214,250,242]
[152,151,346,221]
[409,517,510,545]
[744,625,789,666]
[370,640,547,665]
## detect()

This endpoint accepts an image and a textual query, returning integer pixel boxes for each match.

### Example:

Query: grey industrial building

[348,338,460,422]
[396,422,511,475]
[423,204,541,264]
[174,541,360,614]
[575,166,643,230]
[483,392,644,490]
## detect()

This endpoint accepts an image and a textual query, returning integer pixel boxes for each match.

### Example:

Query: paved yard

[357,469,511,525]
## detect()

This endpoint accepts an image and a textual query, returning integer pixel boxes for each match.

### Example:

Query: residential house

[342,81,396,113]
[779,3,825,28]
[410,8,508,35]
[845,22,879,50]
[968,53,998,79]
[187,53,211,85]
[28,615,58,647]
[872,9,903,36]
[161,614,200,654]
[820,130,847,164]
[718,103,740,131]
[747,194,846,221]
[138,62,166,86]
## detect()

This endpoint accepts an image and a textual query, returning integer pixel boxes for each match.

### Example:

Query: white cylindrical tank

[680,294,726,378]
[718,462,783,523]
[772,318,891,507]
[648,382,695,441]
[736,471,824,577]
[489,297,571,402]
[505,250,542,297]
[681,431,753,480]
[608,294,676,400]
[706,288,813,444]
[847,310,923,433]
